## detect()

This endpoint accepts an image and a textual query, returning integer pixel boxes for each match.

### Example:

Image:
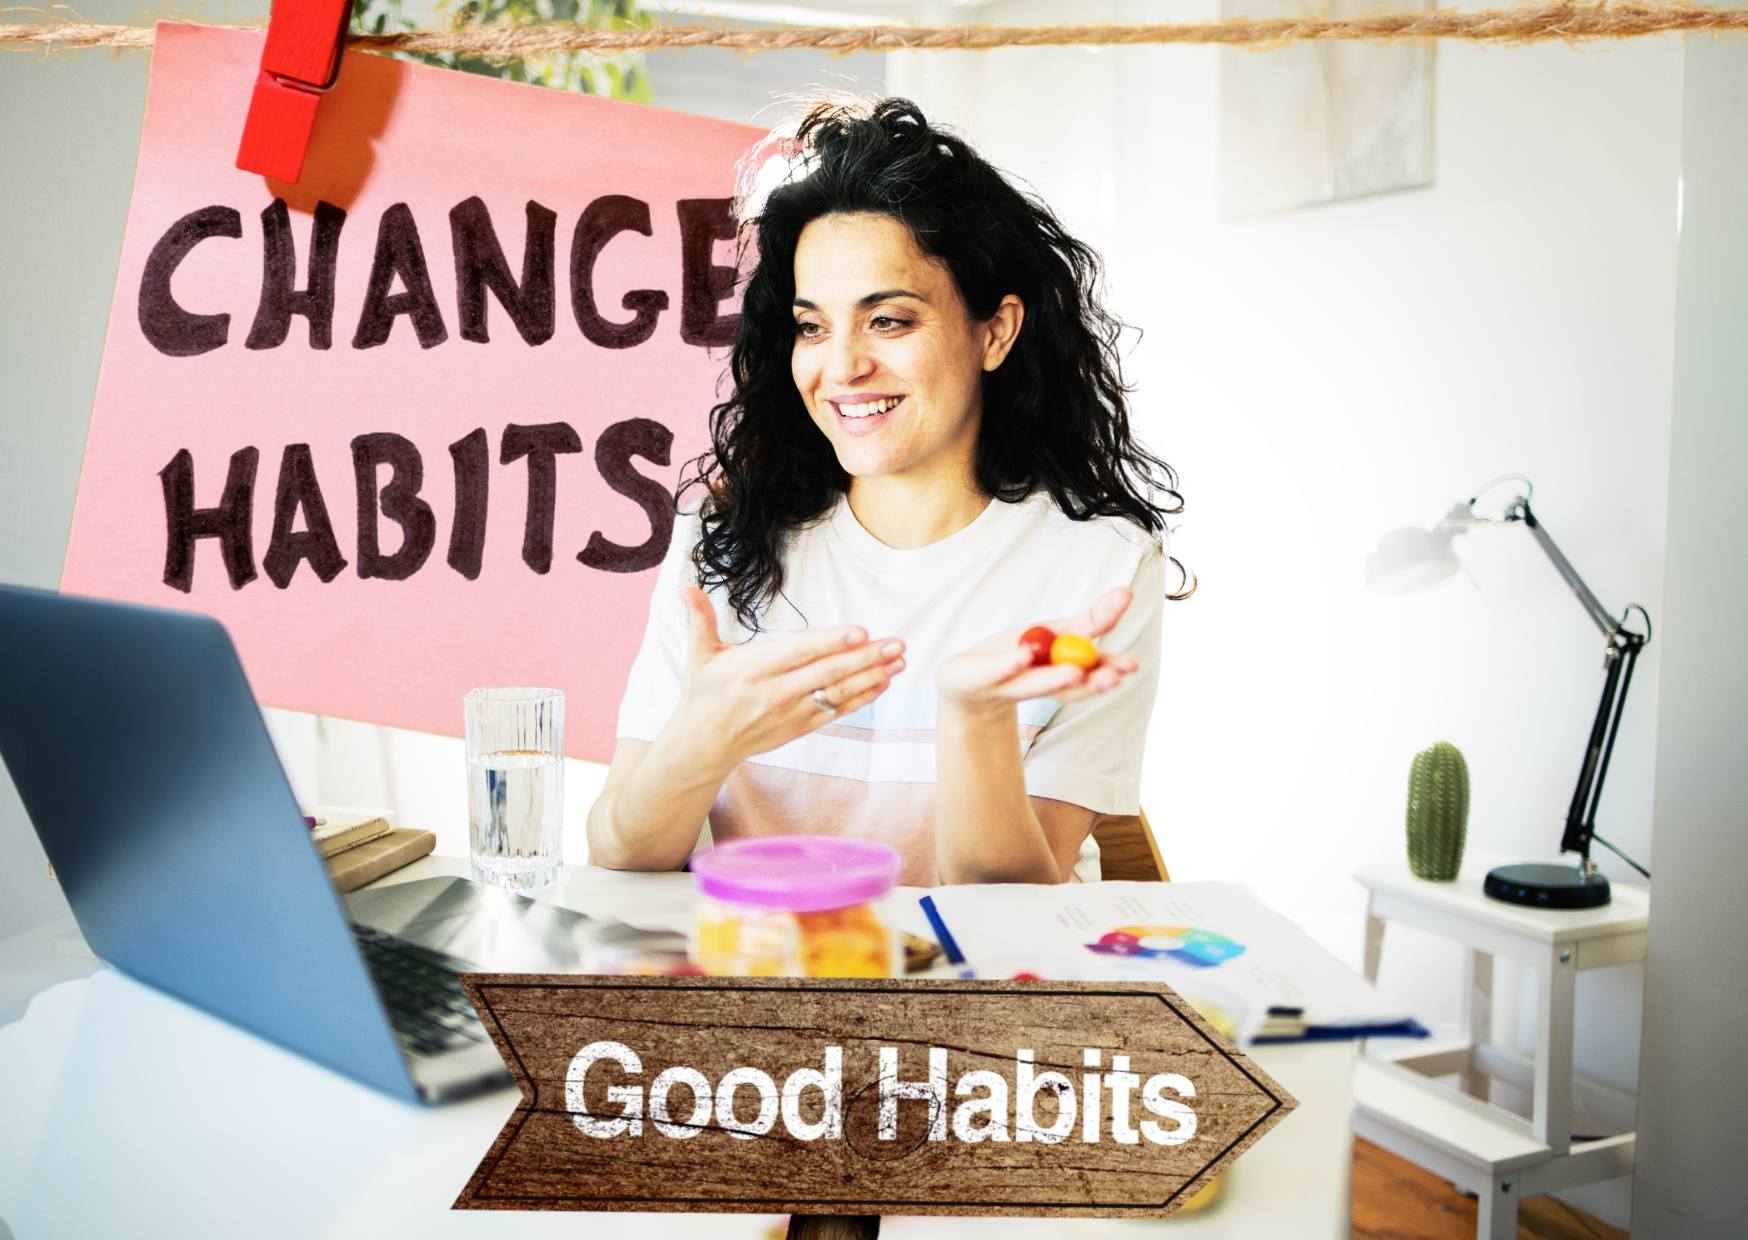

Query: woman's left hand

[935,586,1141,716]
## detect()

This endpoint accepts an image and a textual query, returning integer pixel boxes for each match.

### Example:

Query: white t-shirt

[615,488,1166,885]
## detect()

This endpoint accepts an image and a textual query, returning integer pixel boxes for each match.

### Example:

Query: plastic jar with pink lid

[689,836,902,978]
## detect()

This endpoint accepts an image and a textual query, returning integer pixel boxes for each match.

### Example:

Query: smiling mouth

[830,396,905,421]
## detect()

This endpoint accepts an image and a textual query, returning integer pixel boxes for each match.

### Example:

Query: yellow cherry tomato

[1049,633,1100,670]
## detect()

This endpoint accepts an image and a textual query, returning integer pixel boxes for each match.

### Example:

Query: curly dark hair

[675,96,1194,633]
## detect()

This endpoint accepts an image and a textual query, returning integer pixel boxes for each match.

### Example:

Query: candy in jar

[689,836,902,979]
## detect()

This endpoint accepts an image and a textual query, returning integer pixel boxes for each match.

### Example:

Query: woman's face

[790,212,1021,489]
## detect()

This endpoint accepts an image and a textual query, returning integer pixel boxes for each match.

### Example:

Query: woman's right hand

[667,584,906,771]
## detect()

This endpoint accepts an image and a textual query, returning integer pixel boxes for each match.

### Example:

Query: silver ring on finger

[810,687,838,716]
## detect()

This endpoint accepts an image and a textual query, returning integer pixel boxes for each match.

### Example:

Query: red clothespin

[236,0,353,183]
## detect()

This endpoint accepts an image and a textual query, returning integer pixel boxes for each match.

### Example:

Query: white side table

[1352,856,1648,1240]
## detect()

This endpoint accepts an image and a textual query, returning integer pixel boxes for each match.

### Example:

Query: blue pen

[918,895,976,979]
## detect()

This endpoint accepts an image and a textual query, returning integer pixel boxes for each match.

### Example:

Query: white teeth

[837,397,900,418]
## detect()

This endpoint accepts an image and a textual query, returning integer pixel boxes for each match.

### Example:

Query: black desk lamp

[1365,475,1653,909]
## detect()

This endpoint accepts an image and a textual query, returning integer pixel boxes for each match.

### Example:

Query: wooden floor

[1354,1138,1628,1239]
[775,1135,1631,1238]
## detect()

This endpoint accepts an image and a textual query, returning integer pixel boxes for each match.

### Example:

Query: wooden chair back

[1091,807,1170,882]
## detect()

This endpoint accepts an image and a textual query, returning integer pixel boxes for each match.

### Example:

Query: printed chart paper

[926,881,1416,1040]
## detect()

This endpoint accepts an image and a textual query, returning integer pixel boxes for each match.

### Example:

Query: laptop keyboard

[351,923,492,1057]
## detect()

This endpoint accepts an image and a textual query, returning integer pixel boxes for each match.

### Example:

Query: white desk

[1,860,1355,1238]
[1353,856,1648,1240]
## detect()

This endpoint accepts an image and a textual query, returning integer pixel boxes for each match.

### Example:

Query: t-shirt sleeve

[1021,537,1165,816]
[613,507,701,742]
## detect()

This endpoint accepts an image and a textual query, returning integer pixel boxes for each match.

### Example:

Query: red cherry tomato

[1018,625,1056,667]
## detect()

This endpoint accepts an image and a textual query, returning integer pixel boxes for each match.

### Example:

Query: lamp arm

[1502,496,1620,639]
[1560,637,1641,863]
[1497,497,1651,870]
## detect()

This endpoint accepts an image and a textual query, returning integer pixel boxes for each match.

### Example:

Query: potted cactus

[1406,741,1469,881]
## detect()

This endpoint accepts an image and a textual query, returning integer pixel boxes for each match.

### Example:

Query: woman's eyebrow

[793,289,929,310]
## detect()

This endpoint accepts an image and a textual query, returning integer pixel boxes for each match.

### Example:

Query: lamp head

[1364,501,1477,594]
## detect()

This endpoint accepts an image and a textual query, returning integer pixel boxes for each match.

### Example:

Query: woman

[587,97,1192,886]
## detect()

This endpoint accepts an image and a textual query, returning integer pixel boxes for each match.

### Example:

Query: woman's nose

[824,331,875,384]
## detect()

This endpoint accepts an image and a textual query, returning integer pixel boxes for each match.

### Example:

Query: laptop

[0,583,596,1104]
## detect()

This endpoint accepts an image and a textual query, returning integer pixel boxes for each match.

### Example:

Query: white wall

[1631,18,1748,1235]
[892,0,1679,1225]
[0,0,270,945]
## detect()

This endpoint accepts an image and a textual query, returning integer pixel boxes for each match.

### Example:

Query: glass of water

[465,687,564,893]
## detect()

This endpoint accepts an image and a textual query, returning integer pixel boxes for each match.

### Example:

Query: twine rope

[3,2,1745,59]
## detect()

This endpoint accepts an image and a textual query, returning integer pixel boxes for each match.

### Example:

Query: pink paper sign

[62,23,762,762]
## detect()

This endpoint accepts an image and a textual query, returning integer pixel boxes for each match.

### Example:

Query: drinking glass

[465,687,564,892]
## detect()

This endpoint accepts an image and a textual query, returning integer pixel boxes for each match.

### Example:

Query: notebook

[305,805,395,858]
[325,828,438,893]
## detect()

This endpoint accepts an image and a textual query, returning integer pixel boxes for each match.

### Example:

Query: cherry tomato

[1018,625,1056,667]
[1050,633,1100,670]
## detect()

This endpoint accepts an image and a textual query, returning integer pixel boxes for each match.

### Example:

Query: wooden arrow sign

[453,975,1296,1219]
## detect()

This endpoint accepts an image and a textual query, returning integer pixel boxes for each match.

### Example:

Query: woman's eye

[794,317,907,339]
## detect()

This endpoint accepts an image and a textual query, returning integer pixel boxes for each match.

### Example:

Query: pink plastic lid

[691,836,901,912]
